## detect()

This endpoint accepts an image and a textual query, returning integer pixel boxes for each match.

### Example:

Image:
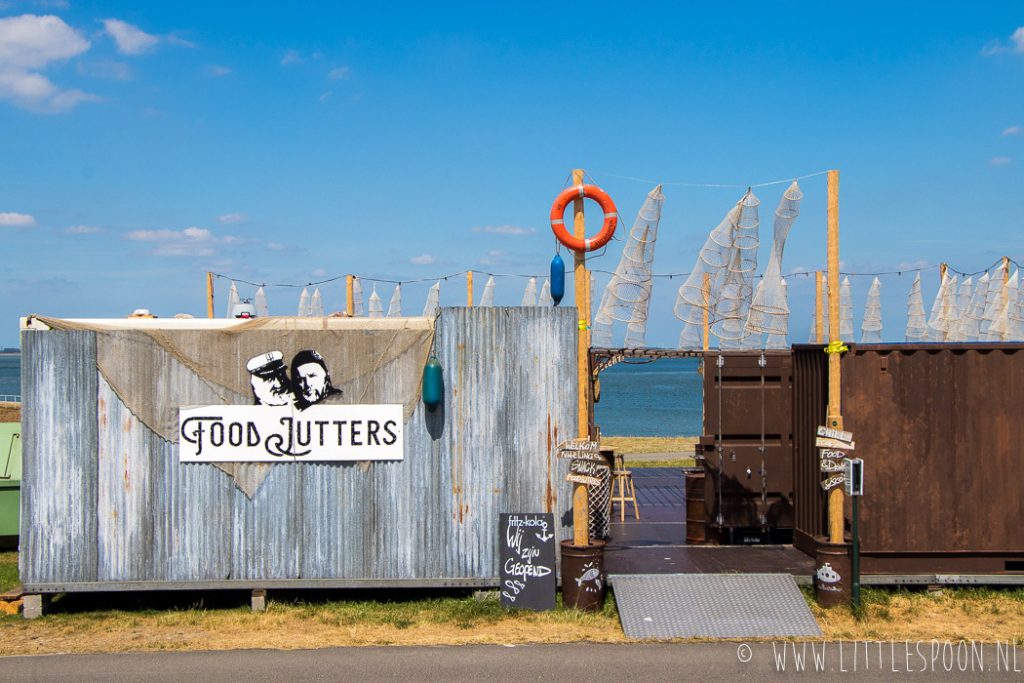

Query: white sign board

[817,425,854,443]
[179,404,404,462]
[815,436,855,451]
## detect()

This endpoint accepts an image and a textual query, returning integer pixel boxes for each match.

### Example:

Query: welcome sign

[179,404,404,462]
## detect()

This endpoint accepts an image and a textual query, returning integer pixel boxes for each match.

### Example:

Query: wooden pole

[815,271,824,344]
[572,168,590,548]
[346,275,355,317]
[701,272,711,351]
[206,272,215,319]
[939,263,948,283]
[467,271,474,307]
[826,170,844,544]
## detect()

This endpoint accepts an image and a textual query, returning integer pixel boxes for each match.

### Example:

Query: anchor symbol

[536,530,554,543]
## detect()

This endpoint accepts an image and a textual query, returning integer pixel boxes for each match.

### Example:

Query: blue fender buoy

[422,355,444,410]
[550,253,565,305]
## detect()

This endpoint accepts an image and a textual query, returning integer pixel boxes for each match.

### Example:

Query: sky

[1,2,1022,348]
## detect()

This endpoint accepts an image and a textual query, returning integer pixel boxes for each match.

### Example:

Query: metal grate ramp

[610,573,822,639]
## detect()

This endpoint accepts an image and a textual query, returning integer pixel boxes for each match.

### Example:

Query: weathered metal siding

[790,345,826,555]
[793,343,1024,574]
[20,307,576,589]
[698,351,794,537]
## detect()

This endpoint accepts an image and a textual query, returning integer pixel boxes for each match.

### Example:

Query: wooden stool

[610,454,639,522]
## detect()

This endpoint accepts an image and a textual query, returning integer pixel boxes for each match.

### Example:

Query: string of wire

[211,257,1018,290]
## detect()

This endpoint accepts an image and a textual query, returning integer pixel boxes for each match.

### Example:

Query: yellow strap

[578,319,589,331]
[824,340,849,355]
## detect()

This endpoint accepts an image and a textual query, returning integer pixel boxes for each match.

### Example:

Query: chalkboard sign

[499,513,556,610]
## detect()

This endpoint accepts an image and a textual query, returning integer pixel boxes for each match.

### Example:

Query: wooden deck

[605,468,815,581]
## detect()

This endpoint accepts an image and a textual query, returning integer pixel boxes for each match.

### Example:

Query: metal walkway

[610,573,822,640]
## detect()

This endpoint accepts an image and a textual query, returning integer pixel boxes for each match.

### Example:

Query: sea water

[0,354,18,399]
[0,353,703,435]
[594,357,703,436]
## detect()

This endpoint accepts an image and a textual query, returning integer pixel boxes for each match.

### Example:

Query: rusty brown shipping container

[697,351,794,543]
[793,343,1024,576]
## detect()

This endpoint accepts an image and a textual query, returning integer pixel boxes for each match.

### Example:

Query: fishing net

[297,287,310,316]
[254,287,269,317]
[981,263,1007,340]
[764,278,789,349]
[422,281,440,317]
[746,181,802,347]
[861,277,882,343]
[368,286,384,318]
[309,288,324,317]
[988,270,1019,340]
[926,273,956,341]
[352,278,364,317]
[480,276,495,307]
[839,277,853,339]
[387,284,402,317]
[906,273,927,341]
[958,273,989,341]
[225,281,241,318]
[674,189,760,348]
[946,277,973,342]
[538,278,553,307]
[521,277,537,306]
[593,185,665,348]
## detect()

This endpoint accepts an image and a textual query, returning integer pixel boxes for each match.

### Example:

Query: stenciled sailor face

[294,361,329,404]
[251,371,293,406]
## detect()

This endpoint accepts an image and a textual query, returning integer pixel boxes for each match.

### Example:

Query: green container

[0,422,21,539]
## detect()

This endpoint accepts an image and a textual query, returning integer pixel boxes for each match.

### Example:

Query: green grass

[0,551,17,593]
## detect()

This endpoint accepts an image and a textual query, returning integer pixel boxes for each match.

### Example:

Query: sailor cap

[246,350,286,375]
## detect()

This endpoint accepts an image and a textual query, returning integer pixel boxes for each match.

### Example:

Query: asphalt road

[2,642,1021,682]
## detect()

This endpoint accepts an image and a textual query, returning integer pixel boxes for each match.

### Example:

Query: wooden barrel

[684,471,706,544]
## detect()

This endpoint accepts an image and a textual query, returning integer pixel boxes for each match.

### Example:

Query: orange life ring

[549,184,618,252]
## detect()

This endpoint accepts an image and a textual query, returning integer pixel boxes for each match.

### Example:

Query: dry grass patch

[811,587,1024,643]
[0,402,19,423]
[0,593,625,655]
[600,436,697,455]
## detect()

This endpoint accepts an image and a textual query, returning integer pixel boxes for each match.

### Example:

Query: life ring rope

[549,184,618,253]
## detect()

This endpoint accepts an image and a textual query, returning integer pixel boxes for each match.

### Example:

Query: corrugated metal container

[698,351,794,541]
[19,307,577,591]
[793,343,1024,575]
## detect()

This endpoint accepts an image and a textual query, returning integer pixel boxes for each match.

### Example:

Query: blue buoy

[422,355,444,410]
[550,253,565,305]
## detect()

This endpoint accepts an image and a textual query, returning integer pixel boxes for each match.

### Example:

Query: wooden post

[701,272,711,351]
[815,271,824,344]
[572,168,590,548]
[826,170,844,544]
[939,263,948,283]
[1003,257,1010,285]
[206,272,215,319]
[467,271,474,307]
[346,275,355,317]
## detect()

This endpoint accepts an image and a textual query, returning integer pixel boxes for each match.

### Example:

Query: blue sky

[1,2,1022,348]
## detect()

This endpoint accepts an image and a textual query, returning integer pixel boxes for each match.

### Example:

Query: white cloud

[125,225,240,257]
[471,224,536,236]
[327,66,350,80]
[205,64,232,77]
[479,250,509,266]
[0,14,89,68]
[77,59,132,80]
[0,14,97,112]
[281,49,303,65]
[65,224,101,234]
[318,91,332,102]
[410,254,435,265]
[982,26,1024,56]
[0,211,36,227]
[218,212,247,224]
[989,156,1012,166]
[311,268,328,278]
[267,242,285,251]
[1003,126,1023,137]
[102,19,159,55]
